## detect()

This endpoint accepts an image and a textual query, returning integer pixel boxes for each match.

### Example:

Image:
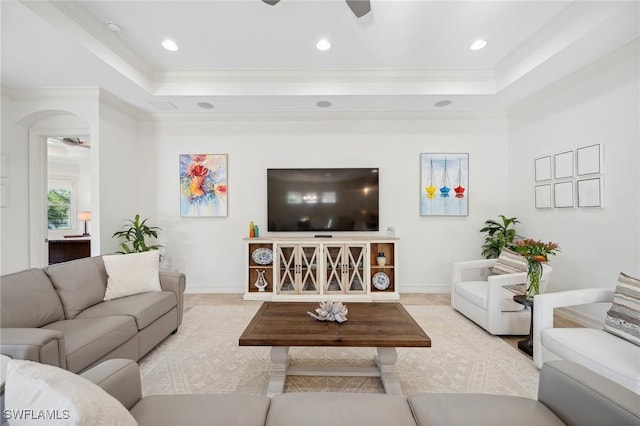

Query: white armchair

[451,259,551,335]
[533,287,640,394]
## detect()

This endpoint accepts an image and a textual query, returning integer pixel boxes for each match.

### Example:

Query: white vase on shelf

[376,253,386,266]
[254,270,268,292]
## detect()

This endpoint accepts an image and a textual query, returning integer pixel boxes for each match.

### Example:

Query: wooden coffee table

[239,302,431,396]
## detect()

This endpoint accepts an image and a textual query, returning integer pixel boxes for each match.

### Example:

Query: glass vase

[526,261,542,301]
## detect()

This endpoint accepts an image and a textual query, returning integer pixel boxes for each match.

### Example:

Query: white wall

[508,41,640,322]
[96,97,146,255]
[142,113,509,293]
[0,89,145,273]
[0,94,30,273]
[1,93,97,273]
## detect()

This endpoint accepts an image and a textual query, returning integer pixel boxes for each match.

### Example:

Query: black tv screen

[267,168,379,232]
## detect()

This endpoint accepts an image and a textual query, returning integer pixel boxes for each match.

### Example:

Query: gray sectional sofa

[86,358,640,425]
[0,256,185,373]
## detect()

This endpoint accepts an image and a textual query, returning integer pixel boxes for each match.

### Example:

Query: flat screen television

[267,168,379,232]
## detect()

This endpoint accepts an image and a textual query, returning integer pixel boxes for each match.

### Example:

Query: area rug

[139,304,539,398]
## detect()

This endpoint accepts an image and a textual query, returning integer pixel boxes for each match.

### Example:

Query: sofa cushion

[45,256,108,319]
[542,327,640,394]
[43,316,137,373]
[5,359,137,426]
[103,251,161,301]
[131,394,270,426]
[604,272,640,347]
[77,291,177,330]
[0,268,65,327]
[408,393,564,426]
[491,248,528,275]
[455,281,525,312]
[266,392,416,426]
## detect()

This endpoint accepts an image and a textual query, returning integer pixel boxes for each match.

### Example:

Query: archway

[16,110,95,267]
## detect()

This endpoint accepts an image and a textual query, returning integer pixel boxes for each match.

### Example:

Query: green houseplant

[480,215,520,259]
[112,214,162,254]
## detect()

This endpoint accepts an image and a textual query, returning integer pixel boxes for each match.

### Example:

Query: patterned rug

[139,304,539,398]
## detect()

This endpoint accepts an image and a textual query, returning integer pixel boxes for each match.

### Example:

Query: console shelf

[244,237,399,301]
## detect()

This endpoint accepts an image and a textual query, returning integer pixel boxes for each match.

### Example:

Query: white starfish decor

[307,301,348,323]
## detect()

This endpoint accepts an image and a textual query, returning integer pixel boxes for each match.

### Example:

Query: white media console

[244,237,399,301]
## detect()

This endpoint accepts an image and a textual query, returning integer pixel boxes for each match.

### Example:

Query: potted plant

[480,215,520,259]
[112,214,162,254]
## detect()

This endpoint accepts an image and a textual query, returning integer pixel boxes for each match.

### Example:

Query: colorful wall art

[180,154,228,217]
[420,153,469,216]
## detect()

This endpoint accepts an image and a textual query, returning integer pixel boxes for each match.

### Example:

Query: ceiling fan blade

[61,137,90,148]
[346,0,371,18]
[262,0,281,5]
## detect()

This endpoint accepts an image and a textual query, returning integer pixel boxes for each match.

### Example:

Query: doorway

[25,112,93,267]
[46,136,92,264]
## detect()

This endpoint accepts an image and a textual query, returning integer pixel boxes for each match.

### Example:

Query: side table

[513,295,534,356]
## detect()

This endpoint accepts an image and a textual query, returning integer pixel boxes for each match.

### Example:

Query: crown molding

[138,109,506,123]
[154,68,496,97]
[5,87,101,102]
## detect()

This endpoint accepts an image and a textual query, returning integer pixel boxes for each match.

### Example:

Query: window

[48,179,75,230]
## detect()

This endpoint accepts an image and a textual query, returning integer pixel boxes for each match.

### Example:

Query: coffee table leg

[374,347,402,395]
[266,346,289,397]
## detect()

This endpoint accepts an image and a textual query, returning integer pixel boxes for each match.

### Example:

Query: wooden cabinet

[244,237,398,301]
[48,238,91,265]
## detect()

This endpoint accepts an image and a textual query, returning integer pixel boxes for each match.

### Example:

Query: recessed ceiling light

[434,100,452,108]
[106,22,121,33]
[162,39,179,51]
[470,39,487,51]
[197,102,214,109]
[316,101,332,108]
[316,39,331,51]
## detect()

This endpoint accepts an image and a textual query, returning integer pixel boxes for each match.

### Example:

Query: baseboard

[400,283,451,293]
[185,284,242,294]
[555,307,604,328]
[186,283,451,294]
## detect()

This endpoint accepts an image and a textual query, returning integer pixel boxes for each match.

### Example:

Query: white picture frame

[577,177,603,207]
[554,181,574,208]
[554,151,574,179]
[577,144,602,175]
[0,155,8,178]
[534,156,552,182]
[0,181,8,208]
[535,184,552,209]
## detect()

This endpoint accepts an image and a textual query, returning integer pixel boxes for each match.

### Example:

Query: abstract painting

[420,153,468,216]
[180,154,228,217]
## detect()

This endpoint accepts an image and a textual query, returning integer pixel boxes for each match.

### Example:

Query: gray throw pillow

[491,248,527,275]
[604,272,640,347]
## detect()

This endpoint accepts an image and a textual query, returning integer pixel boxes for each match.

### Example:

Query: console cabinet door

[276,245,297,294]
[344,244,366,294]
[275,243,319,294]
[323,243,367,295]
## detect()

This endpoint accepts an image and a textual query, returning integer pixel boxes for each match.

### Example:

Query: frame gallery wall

[534,144,604,210]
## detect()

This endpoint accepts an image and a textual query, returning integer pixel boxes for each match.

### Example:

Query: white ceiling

[2,0,638,114]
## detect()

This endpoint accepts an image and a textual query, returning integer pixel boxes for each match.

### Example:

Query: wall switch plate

[386,226,395,237]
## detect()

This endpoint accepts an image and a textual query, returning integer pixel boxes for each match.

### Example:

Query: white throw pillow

[103,250,161,301]
[4,359,137,426]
